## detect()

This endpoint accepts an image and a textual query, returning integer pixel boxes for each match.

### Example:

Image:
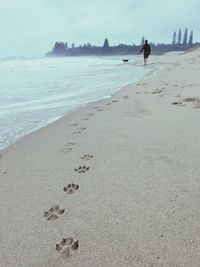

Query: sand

[1,49,200,266]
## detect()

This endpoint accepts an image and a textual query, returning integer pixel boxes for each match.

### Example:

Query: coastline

[0,55,150,152]
[0,55,153,153]
[1,50,200,266]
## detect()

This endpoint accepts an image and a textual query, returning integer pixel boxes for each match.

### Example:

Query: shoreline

[0,56,154,153]
[2,50,200,266]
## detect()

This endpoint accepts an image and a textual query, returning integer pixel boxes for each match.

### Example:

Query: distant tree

[71,42,75,48]
[65,42,68,49]
[103,38,109,48]
[172,31,177,45]
[177,29,182,45]
[141,37,145,45]
[188,30,193,47]
[183,28,188,46]
[53,42,66,54]
[47,33,200,57]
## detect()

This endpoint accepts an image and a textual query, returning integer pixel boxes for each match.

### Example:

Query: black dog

[122,59,129,62]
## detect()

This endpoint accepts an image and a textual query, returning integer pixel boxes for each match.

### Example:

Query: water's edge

[0,63,156,153]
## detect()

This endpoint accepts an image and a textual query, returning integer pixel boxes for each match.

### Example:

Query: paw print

[72,127,86,135]
[81,154,94,160]
[44,205,65,221]
[56,238,79,259]
[74,166,90,173]
[72,130,82,135]
[63,183,79,194]
[172,101,184,106]
[61,142,75,153]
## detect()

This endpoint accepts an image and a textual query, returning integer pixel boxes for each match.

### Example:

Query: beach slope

[1,49,200,266]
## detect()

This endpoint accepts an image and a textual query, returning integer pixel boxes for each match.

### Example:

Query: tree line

[47,29,198,57]
[172,28,193,47]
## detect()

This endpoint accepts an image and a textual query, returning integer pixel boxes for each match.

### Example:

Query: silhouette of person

[140,40,151,65]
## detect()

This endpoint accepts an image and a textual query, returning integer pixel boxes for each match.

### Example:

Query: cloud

[0,0,199,57]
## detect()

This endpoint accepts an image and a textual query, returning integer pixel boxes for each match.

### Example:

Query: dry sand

[1,49,200,266]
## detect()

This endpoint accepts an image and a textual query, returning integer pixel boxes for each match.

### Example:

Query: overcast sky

[0,0,199,57]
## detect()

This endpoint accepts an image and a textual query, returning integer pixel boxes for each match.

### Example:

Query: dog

[122,59,129,62]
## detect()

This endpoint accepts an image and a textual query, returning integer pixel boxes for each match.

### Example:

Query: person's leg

[144,57,147,65]
[145,55,149,65]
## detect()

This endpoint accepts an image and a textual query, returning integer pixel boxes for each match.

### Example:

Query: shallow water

[0,56,149,149]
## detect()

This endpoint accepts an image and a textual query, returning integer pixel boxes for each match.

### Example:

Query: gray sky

[0,0,199,57]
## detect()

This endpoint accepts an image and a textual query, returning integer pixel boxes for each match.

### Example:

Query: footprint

[105,103,112,105]
[123,96,130,99]
[81,154,94,160]
[56,238,79,259]
[72,130,82,135]
[44,205,65,221]
[63,183,79,194]
[173,85,178,87]
[82,118,89,121]
[61,142,75,153]
[184,97,196,102]
[72,127,86,135]
[171,101,184,106]
[183,97,200,108]
[93,107,100,109]
[87,113,94,116]
[97,109,104,111]
[68,142,75,145]
[112,100,118,103]
[74,166,90,173]
[70,123,78,127]
[152,89,162,94]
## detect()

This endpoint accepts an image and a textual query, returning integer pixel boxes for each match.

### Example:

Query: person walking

[140,40,151,65]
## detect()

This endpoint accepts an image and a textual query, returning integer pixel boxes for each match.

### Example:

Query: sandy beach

[1,48,200,266]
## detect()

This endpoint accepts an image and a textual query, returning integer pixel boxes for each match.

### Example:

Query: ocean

[0,56,150,150]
